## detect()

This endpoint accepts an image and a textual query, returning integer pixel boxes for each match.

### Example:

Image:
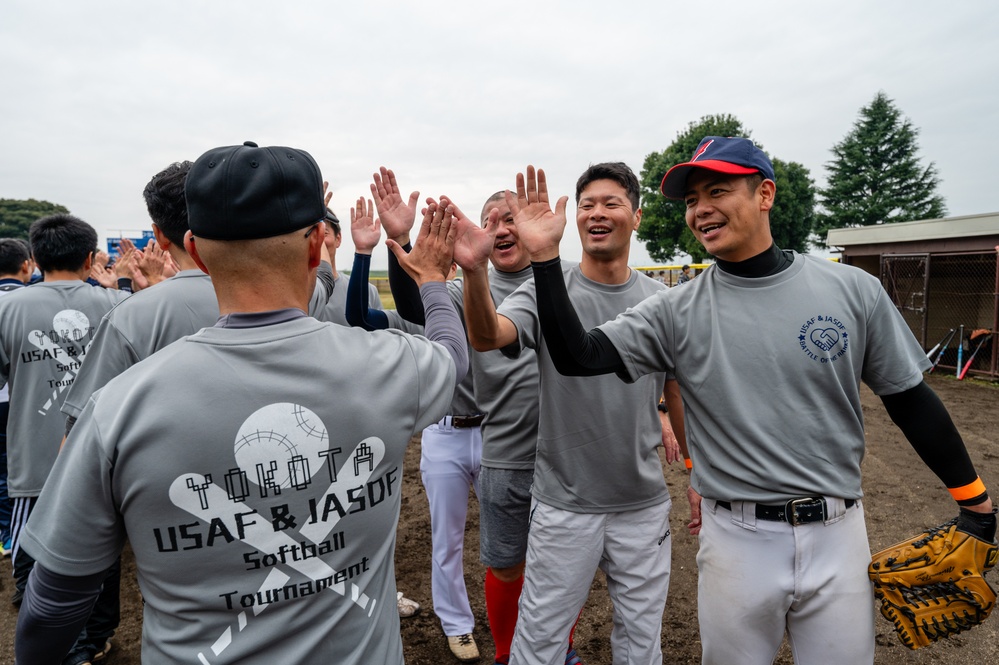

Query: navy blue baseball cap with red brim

[660,136,775,200]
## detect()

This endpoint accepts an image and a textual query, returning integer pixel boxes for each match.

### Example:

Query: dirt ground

[1,374,997,664]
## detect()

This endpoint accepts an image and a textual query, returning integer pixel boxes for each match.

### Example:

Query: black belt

[716,497,856,526]
[450,414,485,429]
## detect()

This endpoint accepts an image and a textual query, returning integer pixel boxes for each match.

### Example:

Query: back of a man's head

[0,238,31,276]
[29,214,97,274]
[186,141,324,243]
[185,141,325,279]
[144,161,194,247]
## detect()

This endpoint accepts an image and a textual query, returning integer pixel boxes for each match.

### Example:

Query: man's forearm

[421,282,468,384]
[388,245,425,325]
[345,253,389,331]
[881,380,990,508]
[461,266,505,351]
[664,380,689,461]
[16,564,106,664]
[531,258,625,376]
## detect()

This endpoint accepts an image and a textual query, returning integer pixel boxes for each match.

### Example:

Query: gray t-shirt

[598,253,930,504]
[308,261,336,319]
[0,281,127,496]
[61,270,219,418]
[64,263,335,419]
[21,316,454,665]
[472,266,540,470]
[498,263,669,513]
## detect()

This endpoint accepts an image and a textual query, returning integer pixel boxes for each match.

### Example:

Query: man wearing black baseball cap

[16,141,469,665]
[496,137,993,664]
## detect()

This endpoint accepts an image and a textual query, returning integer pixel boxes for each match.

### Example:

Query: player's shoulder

[800,253,881,288]
[629,269,669,296]
[108,272,214,315]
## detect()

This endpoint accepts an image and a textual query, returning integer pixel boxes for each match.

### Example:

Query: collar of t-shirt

[214,308,308,329]
[714,243,794,278]
[0,278,25,290]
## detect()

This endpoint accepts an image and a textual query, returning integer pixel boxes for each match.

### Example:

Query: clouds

[2,1,996,268]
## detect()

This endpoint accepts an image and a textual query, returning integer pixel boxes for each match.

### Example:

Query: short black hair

[480,191,507,223]
[575,162,640,211]
[29,214,97,273]
[324,209,341,238]
[0,238,30,275]
[682,264,690,271]
[143,161,193,247]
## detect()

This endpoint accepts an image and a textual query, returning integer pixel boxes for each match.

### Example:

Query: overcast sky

[2,1,997,269]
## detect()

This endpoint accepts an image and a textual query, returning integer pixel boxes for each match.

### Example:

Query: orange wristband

[948,476,986,501]
[684,458,693,470]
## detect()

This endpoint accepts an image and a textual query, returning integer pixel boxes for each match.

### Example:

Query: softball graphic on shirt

[166,402,389,663]
[28,308,92,415]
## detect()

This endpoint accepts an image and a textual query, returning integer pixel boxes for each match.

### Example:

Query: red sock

[485,567,523,663]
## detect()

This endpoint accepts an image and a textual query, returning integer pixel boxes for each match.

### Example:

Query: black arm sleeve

[15,564,106,665]
[531,258,627,377]
[345,253,389,331]
[880,380,989,506]
[388,243,425,325]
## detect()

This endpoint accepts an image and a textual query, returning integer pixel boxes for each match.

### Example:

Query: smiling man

[506,137,995,665]
[461,163,682,665]
[371,174,564,664]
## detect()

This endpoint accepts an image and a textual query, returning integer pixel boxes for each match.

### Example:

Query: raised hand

[136,240,168,287]
[350,197,381,255]
[388,201,457,285]
[323,180,333,209]
[435,196,498,272]
[89,262,117,289]
[162,254,180,279]
[113,244,135,279]
[504,165,568,262]
[370,167,420,244]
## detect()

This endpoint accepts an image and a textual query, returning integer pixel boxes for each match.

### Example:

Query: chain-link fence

[882,250,998,380]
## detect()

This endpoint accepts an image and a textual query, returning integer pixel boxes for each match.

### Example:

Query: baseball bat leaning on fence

[926,328,955,360]
[928,327,958,373]
[955,325,964,378]
[958,330,993,380]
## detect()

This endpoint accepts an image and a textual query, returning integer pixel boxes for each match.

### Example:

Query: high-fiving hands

[434,196,498,273]
[371,167,420,245]
[505,165,568,262]
[350,197,381,255]
[387,200,457,286]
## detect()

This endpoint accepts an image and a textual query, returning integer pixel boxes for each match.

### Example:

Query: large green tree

[0,199,70,239]
[817,91,946,238]
[639,115,816,262]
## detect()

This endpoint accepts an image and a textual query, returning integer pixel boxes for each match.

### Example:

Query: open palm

[350,197,381,253]
[506,166,568,261]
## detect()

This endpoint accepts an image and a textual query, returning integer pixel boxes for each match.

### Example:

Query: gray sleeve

[15,564,105,665]
[307,261,335,316]
[420,282,468,385]
[61,318,135,418]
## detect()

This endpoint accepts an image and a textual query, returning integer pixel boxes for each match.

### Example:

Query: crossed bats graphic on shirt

[167,403,387,664]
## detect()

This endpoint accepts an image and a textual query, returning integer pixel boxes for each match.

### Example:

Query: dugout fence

[881,250,998,380]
